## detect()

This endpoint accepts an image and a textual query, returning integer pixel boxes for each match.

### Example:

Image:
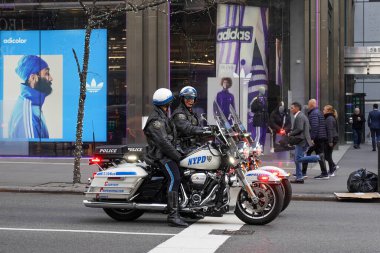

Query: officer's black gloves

[202,125,218,135]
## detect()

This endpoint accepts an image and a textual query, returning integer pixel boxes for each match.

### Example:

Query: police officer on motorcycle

[143,88,188,227]
[171,86,206,153]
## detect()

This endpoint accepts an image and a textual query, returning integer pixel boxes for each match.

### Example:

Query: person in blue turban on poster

[8,55,53,139]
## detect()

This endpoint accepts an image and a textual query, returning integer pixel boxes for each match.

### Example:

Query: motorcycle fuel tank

[180,146,221,170]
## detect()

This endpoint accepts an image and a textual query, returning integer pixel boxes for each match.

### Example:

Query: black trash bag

[347,168,378,193]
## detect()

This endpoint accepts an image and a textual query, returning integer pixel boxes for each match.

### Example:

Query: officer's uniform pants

[159,160,181,193]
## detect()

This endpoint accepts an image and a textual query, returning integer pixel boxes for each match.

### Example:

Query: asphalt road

[0,192,182,253]
[0,193,380,253]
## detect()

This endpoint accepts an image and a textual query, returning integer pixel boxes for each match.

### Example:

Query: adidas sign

[217,26,253,43]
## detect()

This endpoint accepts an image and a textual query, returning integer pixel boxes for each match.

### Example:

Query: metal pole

[378,142,380,193]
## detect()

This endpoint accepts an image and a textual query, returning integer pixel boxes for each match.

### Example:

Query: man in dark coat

[143,88,187,227]
[302,99,329,179]
[250,86,268,147]
[269,101,291,150]
[350,107,365,149]
[368,103,380,151]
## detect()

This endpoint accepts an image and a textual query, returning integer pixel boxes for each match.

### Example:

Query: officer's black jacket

[171,102,204,137]
[143,106,181,162]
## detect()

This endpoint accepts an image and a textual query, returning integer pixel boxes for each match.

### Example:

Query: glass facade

[0,0,352,156]
[353,0,380,143]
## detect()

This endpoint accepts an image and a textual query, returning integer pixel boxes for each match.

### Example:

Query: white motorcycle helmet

[152,88,174,106]
[179,86,197,101]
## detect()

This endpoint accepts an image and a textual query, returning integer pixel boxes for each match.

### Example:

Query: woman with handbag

[323,105,339,176]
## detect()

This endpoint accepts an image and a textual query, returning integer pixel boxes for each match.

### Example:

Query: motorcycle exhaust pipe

[83,200,167,211]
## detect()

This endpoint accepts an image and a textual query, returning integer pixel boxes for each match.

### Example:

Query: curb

[291,193,337,201]
[0,186,339,201]
[0,186,85,194]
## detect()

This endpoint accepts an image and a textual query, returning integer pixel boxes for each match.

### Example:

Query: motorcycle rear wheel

[235,183,283,225]
[103,208,145,221]
[280,179,292,212]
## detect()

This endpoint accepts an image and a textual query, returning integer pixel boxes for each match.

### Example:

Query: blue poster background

[0,29,107,142]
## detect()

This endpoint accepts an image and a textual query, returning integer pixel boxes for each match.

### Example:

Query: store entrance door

[344,46,380,143]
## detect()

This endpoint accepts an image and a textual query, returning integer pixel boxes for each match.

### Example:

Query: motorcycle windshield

[213,101,238,153]
[229,104,255,144]
[229,104,247,133]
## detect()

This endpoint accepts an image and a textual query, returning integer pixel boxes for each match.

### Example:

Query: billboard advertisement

[0,29,107,142]
[210,4,268,147]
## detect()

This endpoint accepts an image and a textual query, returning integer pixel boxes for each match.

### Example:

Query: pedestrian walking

[289,102,314,184]
[302,99,329,179]
[350,108,365,149]
[368,103,380,151]
[323,105,339,176]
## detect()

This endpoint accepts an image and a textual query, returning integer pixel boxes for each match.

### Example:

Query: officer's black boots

[167,192,188,227]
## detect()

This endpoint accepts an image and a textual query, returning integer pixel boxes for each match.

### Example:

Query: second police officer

[171,86,224,215]
[171,86,206,153]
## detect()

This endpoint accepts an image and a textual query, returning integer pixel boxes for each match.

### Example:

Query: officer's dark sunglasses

[184,96,195,100]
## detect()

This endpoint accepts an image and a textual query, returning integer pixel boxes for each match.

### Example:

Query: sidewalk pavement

[0,144,379,202]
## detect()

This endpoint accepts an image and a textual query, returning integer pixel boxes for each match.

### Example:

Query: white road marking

[148,214,245,253]
[0,227,175,236]
[0,161,88,166]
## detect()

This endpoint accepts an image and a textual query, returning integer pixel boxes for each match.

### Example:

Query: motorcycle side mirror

[200,113,210,126]
[243,133,251,137]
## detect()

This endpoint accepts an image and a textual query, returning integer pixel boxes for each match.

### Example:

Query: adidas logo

[233,69,252,85]
[217,26,253,43]
[233,69,252,79]
[86,78,104,93]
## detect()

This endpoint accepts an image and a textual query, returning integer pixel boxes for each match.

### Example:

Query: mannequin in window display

[250,86,268,147]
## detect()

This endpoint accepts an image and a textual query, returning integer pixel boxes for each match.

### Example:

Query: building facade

[0,0,354,156]
[350,0,380,143]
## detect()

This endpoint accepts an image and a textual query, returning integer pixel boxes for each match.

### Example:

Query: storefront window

[170,1,290,136]
[170,3,216,115]
[0,1,126,156]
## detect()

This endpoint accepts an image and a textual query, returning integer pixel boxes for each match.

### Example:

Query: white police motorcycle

[83,104,284,225]
[228,104,292,212]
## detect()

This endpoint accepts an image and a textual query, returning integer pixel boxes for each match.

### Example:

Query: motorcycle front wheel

[235,183,283,225]
[280,178,292,212]
[103,208,145,221]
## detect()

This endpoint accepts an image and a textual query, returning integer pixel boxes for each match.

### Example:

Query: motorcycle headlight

[127,155,138,162]
[237,141,250,159]
[256,145,263,156]
[250,143,263,156]
[228,156,237,166]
